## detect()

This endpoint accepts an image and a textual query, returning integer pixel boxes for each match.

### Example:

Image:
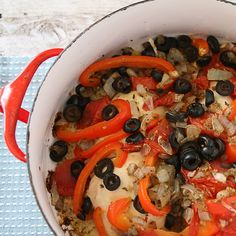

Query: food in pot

[47,34,236,236]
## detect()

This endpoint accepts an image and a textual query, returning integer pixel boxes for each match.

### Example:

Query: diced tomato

[218,218,236,236]
[210,159,228,172]
[146,118,159,134]
[77,96,110,129]
[189,205,200,236]
[225,143,236,163]
[153,92,175,108]
[193,76,209,90]
[189,113,227,141]
[54,159,76,196]
[148,118,172,141]
[131,77,157,90]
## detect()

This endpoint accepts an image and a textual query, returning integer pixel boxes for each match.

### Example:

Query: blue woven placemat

[0,56,56,236]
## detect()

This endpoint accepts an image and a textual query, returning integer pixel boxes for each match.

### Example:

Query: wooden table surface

[0,0,139,55]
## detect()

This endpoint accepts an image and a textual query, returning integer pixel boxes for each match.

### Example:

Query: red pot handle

[0,48,63,162]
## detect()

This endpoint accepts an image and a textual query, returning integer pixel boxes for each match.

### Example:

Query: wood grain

[0,0,139,55]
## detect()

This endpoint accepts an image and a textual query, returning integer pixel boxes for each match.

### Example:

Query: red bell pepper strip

[93,207,108,236]
[79,55,177,87]
[56,99,131,142]
[189,205,200,236]
[192,38,209,56]
[197,221,219,236]
[80,130,128,158]
[225,143,236,163]
[107,197,131,232]
[0,48,63,162]
[138,176,170,216]
[73,142,127,214]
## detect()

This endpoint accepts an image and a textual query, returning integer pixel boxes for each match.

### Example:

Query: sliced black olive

[121,47,134,55]
[215,80,234,96]
[215,138,225,157]
[187,102,205,118]
[126,132,145,144]
[156,88,167,96]
[133,196,146,214]
[165,213,175,229]
[117,67,129,77]
[112,77,132,94]
[176,173,186,185]
[123,118,141,133]
[177,35,192,49]
[94,158,114,179]
[220,50,236,70]
[141,46,155,57]
[180,148,202,171]
[151,69,163,82]
[179,141,200,153]
[82,197,93,214]
[173,78,192,94]
[165,154,181,173]
[71,160,85,179]
[49,140,68,162]
[198,134,223,161]
[232,162,236,168]
[207,35,220,54]
[168,37,178,48]
[102,104,119,121]
[103,172,121,191]
[196,55,212,67]
[77,212,86,221]
[66,94,90,110]
[75,84,87,96]
[205,89,215,107]
[154,35,172,53]
[63,104,82,122]
[169,132,180,149]
[183,46,198,63]
[166,111,187,123]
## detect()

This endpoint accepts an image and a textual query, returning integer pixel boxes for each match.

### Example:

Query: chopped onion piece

[148,37,158,56]
[186,124,201,140]
[212,116,224,135]
[156,169,170,183]
[127,68,138,77]
[218,114,236,136]
[136,84,147,96]
[207,68,233,81]
[199,211,211,221]
[157,136,173,155]
[183,207,194,224]
[103,76,117,98]
[212,172,227,183]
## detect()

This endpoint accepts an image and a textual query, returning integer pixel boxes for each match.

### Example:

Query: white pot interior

[27,0,236,234]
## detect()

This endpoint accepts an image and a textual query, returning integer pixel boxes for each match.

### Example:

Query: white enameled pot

[1,0,236,234]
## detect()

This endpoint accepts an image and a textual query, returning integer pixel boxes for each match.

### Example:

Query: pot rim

[26,0,236,234]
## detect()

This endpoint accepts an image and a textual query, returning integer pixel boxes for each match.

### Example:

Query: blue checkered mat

[0,56,55,235]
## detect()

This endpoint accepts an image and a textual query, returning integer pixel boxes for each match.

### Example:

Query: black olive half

[103,172,121,191]
[66,94,90,110]
[133,196,146,214]
[205,89,215,107]
[169,132,180,149]
[207,35,220,54]
[154,35,173,53]
[82,197,93,214]
[177,35,192,49]
[94,158,114,179]
[126,132,145,144]
[141,46,155,57]
[220,50,236,70]
[165,213,176,229]
[123,118,141,133]
[121,47,134,55]
[173,78,192,94]
[151,69,163,82]
[187,102,205,118]
[180,148,202,171]
[63,104,82,122]
[215,80,234,96]
[77,212,86,221]
[196,56,212,67]
[49,140,68,162]
[198,135,225,161]
[102,104,119,121]
[71,160,85,179]
[166,111,187,123]
[112,77,132,94]
[183,46,198,63]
